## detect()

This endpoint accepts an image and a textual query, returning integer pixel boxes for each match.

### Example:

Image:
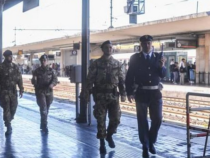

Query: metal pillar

[109,0,113,28]
[196,1,199,14]
[75,83,80,118]
[77,0,89,123]
[0,1,3,63]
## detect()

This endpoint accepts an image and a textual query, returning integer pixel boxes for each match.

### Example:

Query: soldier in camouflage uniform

[81,40,126,154]
[0,50,24,135]
[31,55,58,133]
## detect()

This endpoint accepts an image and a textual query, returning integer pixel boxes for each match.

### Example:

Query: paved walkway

[0,93,209,158]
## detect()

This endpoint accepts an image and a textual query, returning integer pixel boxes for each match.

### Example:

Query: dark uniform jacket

[125,52,166,103]
[31,66,58,95]
[84,56,126,101]
[0,62,24,95]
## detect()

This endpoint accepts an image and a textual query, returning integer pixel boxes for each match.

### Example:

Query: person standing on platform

[125,35,166,158]
[179,58,186,85]
[172,62,179,84]
[0,50,24,136]
[31,55,58,133]
[80,40,126,154]
[169,59,174,82]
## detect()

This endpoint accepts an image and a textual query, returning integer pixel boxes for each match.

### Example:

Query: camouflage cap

[139,35,153,42]
[101,40,112,48]
[39,54,48,61]
[3,50,13,57]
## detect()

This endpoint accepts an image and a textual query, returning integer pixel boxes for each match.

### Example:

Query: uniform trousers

[93,94,121,139]
[36,92,53,126]
[136,97,162,148]
[0,92,18,127]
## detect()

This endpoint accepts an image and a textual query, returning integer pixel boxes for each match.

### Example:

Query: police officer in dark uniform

[31,54,58,133]
[125,35,166,158]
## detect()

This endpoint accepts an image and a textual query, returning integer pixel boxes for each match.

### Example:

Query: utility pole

[14,27,16,46]
[109,0,114,28]
[77,0,89,123]
[196,1,199,14]
[0,0,3,63]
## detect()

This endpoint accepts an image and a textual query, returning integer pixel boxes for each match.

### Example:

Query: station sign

[18,50,23,55]
[71,50,77,56]
[175,39,197,49]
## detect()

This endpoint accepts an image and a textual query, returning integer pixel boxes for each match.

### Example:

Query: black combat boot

[99,139,106,154]
[106,133,115,148]
[5,124,12,136]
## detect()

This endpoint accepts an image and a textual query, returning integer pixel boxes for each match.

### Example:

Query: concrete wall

[196,34,210,84]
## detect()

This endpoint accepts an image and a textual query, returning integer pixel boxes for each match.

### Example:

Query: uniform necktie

[146,54,150,61]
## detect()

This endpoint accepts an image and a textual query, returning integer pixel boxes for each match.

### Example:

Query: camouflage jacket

[31,66,58,95]
[84,56,126,100]
[0,61,24,95]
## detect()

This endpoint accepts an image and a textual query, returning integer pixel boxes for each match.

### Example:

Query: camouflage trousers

[0,93,18,127]
[36,92,53,126]
[93,94,121,139]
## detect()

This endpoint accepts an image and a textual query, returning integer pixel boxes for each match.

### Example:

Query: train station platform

[0,93,209,158]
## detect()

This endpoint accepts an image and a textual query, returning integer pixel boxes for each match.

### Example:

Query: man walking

[0,50,24,135]
[31,54,58,133]
[81,40,126,154]
[125,35,166,158]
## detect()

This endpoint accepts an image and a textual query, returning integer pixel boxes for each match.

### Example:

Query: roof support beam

[0,1,3,63]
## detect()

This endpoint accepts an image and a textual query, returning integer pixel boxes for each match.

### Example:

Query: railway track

[22,78,210,127]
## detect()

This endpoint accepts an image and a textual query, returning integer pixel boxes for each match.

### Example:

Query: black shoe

[5,125,12,136]
[149,144,156,154]
[142,149,149,158]
[99,145,107,154]
[106,135,115,148]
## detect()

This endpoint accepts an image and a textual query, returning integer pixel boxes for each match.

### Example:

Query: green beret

[39,54,48,60]
[3,50,13,57]
[101,40,112,48]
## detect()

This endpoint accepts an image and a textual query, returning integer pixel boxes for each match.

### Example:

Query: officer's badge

[145,35,148,39]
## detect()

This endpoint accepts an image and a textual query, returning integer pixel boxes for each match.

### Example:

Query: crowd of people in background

[17,62,62,76]
[18,64,32,74]
[17,58,196,86]
[169,59,196,85]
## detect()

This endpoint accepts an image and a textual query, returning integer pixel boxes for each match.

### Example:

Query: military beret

[3,50,13,57]
[39,54,48,60]
[101,40,112,48]
[139,35,153,42]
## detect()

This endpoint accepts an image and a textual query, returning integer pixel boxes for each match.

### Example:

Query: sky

[2,0,210,48]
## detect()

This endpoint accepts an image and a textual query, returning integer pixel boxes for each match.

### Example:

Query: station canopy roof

[3,0,23,11]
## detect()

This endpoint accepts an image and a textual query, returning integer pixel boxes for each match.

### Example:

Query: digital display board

[175,39,197,49]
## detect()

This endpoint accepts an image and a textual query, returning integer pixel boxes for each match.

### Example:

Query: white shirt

[170,61,174,65]
[179,61,185,68]
[143,51,153,59]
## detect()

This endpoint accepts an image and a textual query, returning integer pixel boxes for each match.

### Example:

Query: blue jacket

[125,52,166,96]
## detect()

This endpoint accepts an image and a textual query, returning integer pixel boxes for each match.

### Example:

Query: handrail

[186,92,210,158]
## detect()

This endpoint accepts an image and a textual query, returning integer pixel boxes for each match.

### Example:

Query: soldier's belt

[140,85,159,90]
[95,89,115,93]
